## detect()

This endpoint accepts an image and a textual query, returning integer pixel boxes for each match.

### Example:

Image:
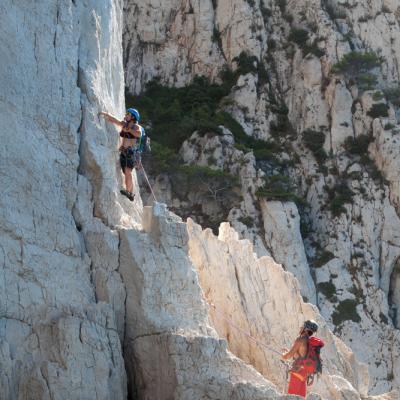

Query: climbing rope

[205,299,290,393]
[140,164,158,202]
[205,299,286,357]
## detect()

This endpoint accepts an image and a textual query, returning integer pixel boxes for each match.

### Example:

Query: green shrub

[304,41,326,58]
[332,299,361,325]
[256,174,301,203]
[357,73,377,90]
[233,51,258,75]
[344,134,372,155]
[385,123,395,130]
[267,38,277,50]
[367,103,389,118]
[327,182,354,217]
[270,114,295,139]
[126,76,232,151]
[332,51,381,88]
[288,28,309,49]
[314,250,335,268]
[317,281,336,300]
[333,51,381,75]
[383,86,400,107]
[283,13,294,23]
[238,216,255,228]
[372,91,384,101]
[212,27,222,45]
[302,129,327,164]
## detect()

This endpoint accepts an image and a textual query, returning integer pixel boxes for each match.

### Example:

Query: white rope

[141,164,158,202]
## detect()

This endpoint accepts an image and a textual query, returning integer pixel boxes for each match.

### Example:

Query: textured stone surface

[0,1,129,398]
[124,0,400,393]
[260,200,316,303]
[119,204,289,400]
[119,204,377,400]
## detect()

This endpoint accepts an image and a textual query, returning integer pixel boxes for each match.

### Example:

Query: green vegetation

[317,280,336,300]
[326,182,354,217]
[344,134,372,156]
[344,133,388,184]
[372,91,384,101]
[289,28,309,49]
[383,86,400,107]
[314,250,335,268]
[256,174,301,203]
[367,103,389,118]
[287,29,325,57]
[302,129,327,164]
[332,51,381,89]
[238,216,255,228]
[333,51,381,74]
[126,76,231,151]
[384,123,395,130]
[357,73,377,90]
[332,299,361,325]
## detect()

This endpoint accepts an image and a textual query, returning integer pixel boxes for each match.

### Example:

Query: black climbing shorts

[120,147,141,170]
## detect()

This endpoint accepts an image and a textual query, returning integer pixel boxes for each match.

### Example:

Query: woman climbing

[99,108,143,201]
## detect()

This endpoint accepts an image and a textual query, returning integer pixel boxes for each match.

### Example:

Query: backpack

[305,336,324,385]
[138,126,151,153]
[292,336,324,386]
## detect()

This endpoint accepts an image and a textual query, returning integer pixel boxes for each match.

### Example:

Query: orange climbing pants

[287,364,314,398]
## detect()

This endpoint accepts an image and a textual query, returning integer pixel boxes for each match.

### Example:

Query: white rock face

[119,204,287,400]
[0,1,132,398]
[123,0,268,93]
[187,219,370,399]
[118,203,377,400]
[260,200,316,303]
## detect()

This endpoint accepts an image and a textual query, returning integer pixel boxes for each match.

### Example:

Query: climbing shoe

[120,189,135,202]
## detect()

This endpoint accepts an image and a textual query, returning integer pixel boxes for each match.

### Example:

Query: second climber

[99,108,143,201]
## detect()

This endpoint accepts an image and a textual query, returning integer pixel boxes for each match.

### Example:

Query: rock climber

[281,320,324,398]
[99,108,143,201]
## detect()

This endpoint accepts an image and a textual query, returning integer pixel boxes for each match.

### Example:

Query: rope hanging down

[206,300,285,357]
[140,165,158,202]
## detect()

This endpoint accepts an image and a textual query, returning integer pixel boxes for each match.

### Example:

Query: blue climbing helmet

[126,108,140,122]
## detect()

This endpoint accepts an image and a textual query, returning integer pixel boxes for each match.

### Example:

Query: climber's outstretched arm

[99,111,123,128]
[282,338,301,360]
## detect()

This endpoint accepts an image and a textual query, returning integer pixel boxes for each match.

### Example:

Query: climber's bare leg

[124,167,133,193]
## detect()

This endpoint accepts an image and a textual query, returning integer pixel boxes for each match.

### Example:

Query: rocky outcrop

[119,204,286,400]
[119,203,376,400]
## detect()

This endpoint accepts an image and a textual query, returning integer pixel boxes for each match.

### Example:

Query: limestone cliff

[124,0,400,395]
[0,1,399,400]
